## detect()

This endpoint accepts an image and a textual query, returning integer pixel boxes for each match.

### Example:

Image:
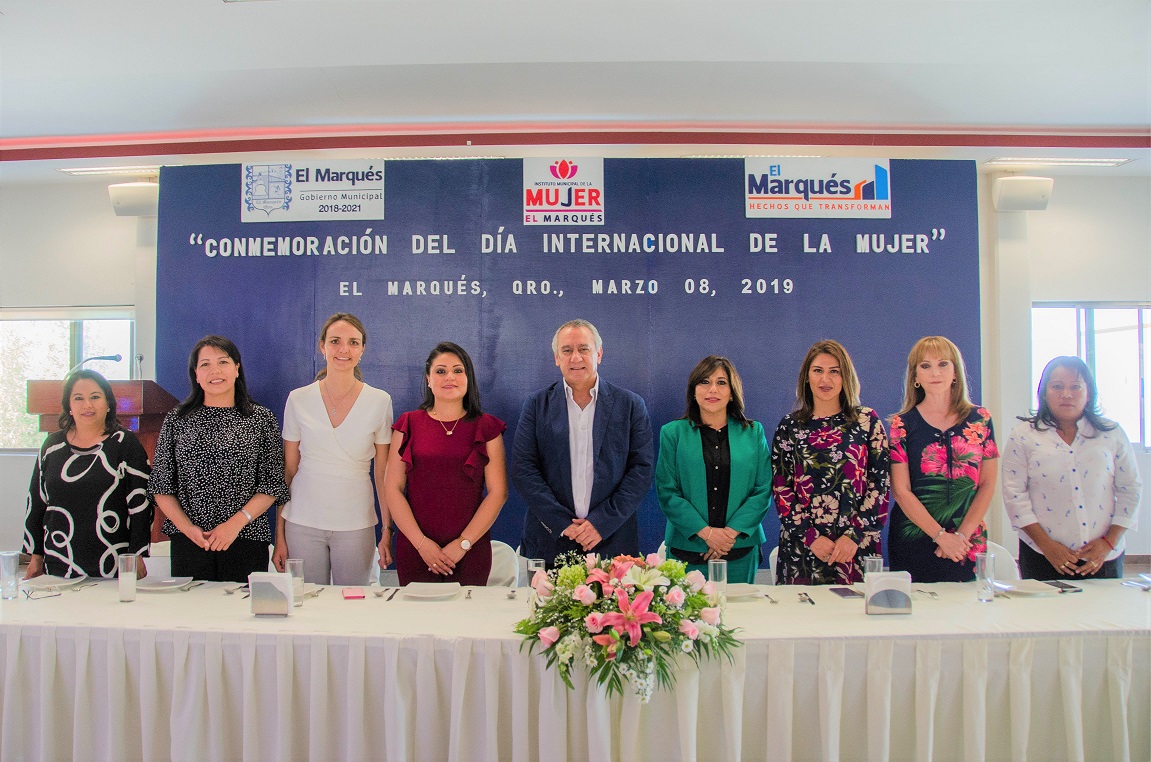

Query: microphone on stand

[68,354,123,375]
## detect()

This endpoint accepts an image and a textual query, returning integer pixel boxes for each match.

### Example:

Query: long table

[1,580,1148,762]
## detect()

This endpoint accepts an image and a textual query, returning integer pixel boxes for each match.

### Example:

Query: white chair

[767,546,778,586]
[657,541,668,562]
[488,540,518,586]
[986,540,1021,581]
[145,541,171,579]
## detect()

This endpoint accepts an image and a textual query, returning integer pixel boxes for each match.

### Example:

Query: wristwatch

[460,538,473,551]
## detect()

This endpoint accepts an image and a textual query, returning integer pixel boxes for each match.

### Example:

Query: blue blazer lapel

[592,381,615,462]
[547,383,575,506]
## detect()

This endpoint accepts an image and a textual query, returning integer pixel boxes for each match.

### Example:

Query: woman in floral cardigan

[888,336,999,582]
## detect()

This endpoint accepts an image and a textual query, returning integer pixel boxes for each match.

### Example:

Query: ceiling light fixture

[59,165,163,177]
[682,154,825,159]
[984,157,1131,168]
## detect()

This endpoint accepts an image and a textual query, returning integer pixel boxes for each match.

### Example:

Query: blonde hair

[899,336,974,417]
[792,339,862,424]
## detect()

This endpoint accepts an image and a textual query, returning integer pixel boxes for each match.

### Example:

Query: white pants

[284,521,376,586]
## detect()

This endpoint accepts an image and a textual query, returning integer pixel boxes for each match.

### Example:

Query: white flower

[623,564,670,590]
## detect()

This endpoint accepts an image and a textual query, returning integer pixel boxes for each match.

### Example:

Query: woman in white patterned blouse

[1001,356,1142,579]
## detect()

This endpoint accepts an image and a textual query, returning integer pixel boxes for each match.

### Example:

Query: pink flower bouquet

[515,551,742,702]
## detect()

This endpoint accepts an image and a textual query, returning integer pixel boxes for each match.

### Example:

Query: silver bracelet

[239,509,254,524]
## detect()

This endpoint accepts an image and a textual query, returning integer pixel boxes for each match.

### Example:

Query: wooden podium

[27,379,180,542]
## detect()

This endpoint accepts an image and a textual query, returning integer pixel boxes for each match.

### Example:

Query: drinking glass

[118,553,137,602]
[864,555,883,576]
[525,558,546,587]
[287,558,305,607]
[707,558,728,610]
[0,551,19,600]
[975,552,995,603]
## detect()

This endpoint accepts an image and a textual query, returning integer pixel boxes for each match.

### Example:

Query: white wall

[0,180,141,310]
[985,175,1151,556]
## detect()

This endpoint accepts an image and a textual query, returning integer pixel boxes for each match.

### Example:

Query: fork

[762,591,778,604]
[915,588,940,599]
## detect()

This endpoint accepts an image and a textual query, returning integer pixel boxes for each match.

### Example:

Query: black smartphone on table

[829,587,864,599]
[1043,580,1083,593]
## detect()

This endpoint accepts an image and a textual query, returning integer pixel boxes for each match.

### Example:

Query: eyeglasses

[23,588,61,600]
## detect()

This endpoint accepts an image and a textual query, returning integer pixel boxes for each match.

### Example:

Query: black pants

[1018,542,1123,580]
[170,533,271,583]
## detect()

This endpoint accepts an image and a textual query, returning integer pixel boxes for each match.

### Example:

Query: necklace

[430,408,462,436]
[322,379,359,414]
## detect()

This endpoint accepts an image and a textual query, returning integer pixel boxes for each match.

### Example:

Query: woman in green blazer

[656,356,773,584]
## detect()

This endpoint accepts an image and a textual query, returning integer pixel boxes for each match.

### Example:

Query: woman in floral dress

[772,340,890,584]
[889,336,999,582]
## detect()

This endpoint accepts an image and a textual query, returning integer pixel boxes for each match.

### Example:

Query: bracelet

[239,509,254,524]
[704,528,714,542]
[1102,535,1116,551]
[933,528,946,544]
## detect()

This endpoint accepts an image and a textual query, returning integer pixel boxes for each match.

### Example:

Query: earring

[914,381,921,389]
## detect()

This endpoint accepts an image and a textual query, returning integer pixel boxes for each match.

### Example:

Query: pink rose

[702,581,715,597]
[685,570,706,592]
[678,619,700,640]
[538,626,561,648]
[573,584,596,606]
[665,587,686,607]
[700,607,721,626]
[585,612,605,633]
[646,552,663,567]
[532,570,554,598]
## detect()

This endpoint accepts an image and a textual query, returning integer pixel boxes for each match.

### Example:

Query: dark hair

[792,339,864,424]
[1021,356,1116,434]
[682,355,751,428]
[315,313,366,382]
[420,341,482,420]
[58,369,121,434]
[177,335,256,417]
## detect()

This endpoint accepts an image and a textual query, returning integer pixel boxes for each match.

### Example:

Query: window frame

[1032,301,1150,450]
[0,309,136,450]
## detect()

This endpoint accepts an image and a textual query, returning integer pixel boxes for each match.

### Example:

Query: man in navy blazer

[513,319,654,564]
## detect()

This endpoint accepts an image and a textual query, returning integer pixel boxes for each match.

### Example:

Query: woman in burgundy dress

[383,341,507,585]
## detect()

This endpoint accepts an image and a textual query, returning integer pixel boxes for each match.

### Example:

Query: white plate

[22,575,88,590]
[726,583,762,601]
[992,579,1060,596]
[137,576,194,592]
[402,582,461,600]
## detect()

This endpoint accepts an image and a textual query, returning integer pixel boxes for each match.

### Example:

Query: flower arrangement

[514,551,742,703]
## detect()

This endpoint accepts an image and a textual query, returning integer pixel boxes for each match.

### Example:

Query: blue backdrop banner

[156,158,980,560]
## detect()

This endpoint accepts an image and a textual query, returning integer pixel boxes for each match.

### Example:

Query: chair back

[985,540,1021,581]
[488,540,519,586]
[767,546,779,586]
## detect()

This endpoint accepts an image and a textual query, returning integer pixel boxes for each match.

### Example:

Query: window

[1031,304,1149,447]
[0,316,134,448]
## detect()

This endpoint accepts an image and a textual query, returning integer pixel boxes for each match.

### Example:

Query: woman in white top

[1002,356,1142,580]
[273,313,393,585]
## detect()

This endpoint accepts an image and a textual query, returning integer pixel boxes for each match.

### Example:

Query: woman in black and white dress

[24,370,153,579]
[149,335,290,582]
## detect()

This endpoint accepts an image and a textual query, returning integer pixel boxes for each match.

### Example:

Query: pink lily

[608,557,635,582]
[592,633,619,660]
[585,567,614,597]
[599,588,663,647]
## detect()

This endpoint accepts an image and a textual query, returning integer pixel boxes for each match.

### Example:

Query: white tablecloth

[1,581,1148,762]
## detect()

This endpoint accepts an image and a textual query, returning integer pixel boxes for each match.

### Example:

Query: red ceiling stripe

[1,129,1147,162]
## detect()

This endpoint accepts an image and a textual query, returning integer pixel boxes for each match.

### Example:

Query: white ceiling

[0,0,1148,183]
